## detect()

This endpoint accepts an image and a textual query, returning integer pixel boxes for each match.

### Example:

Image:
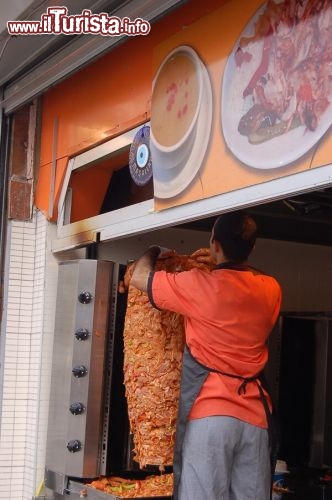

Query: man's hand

[157,247,175,259]
[130,246,162,293]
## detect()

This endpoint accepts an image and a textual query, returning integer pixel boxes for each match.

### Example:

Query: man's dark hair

[212,211,257,262]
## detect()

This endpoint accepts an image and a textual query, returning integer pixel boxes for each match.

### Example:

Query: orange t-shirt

[149,266,282,428]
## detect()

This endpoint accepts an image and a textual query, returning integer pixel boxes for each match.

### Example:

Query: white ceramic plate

[221,1,332,169]
[153,62,213,199]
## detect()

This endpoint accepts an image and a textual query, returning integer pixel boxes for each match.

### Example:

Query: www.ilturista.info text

[7,7,151,36]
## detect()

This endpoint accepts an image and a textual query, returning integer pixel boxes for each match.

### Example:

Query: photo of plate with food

[221,0,332,169]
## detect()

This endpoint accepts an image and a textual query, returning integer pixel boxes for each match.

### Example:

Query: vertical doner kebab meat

[122,248,214,469]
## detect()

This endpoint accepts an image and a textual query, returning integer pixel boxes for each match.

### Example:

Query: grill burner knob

[67,439,82,453]
[75,328,90,341]
[78,291,92,304]
[69,402,85,415]
[72,365,88,378]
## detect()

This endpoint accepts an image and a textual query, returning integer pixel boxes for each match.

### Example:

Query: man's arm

[130,245,161,293]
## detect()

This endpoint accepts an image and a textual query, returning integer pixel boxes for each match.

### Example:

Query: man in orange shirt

[131,211,282,500]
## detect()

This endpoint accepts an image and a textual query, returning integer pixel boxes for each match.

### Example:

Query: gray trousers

[178,416,271,500]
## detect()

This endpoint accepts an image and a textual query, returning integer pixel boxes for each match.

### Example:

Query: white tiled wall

[0,210,47,500]
[0,209,86,500]
[0,210,60,500]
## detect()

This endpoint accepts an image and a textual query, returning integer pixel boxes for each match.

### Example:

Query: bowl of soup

[150,46,203,170]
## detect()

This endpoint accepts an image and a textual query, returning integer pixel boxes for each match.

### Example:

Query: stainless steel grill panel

[46,260,113,481]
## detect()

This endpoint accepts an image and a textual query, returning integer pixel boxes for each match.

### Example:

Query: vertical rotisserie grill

[44,252,214,499]
[45,260,123,492]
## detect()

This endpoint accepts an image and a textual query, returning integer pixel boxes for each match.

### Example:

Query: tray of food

[70,473,173,499]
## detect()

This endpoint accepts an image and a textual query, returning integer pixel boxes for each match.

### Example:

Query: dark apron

[172,345,278,500]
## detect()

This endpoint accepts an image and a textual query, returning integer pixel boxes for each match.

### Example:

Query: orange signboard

[151,0,332,210]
